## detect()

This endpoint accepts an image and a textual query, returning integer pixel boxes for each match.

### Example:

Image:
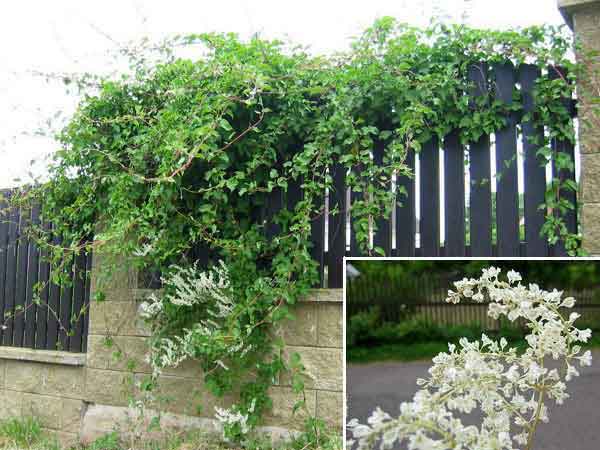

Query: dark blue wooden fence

[0,191,91,353]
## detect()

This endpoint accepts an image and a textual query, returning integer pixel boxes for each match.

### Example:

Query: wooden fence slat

[69,249,87,352]
[265,180,283,240]
[13,205,31,347]
[34,221,51,350]
[285,172,304,253]
[327,162,346,288]
[23,204,40,348]
[520,64,549,256]
[2,202,20,346]
[468,63,493,256]
[46,231,61,350]
[0,191,10,343]
[58,252,74,351]
[443,130,466,256]
[286,175,303,218]
[551,135,577,257]
[395,151,416,256]
[82,252,92,352]
[372,138,392,255]
[420,137,440,256]
[549,66,577,257]
[349,181,363,257]
[310,192,325,288]
[494,62,521,256]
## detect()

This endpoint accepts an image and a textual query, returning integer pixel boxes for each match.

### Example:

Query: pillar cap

[558,0,600,29]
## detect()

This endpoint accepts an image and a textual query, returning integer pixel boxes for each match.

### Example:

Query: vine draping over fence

[5,19,582,441]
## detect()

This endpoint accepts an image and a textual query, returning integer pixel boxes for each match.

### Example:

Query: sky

[0,0,567,188]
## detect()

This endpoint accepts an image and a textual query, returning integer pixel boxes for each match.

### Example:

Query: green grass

[348,342,450,364]
[0,417,341,450]
[0,416,60,450]
[347,335,600,364]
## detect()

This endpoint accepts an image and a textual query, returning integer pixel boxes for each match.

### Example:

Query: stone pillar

[558,0,600,254]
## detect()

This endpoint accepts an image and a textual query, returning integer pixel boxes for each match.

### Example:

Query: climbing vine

[6,18,584,444]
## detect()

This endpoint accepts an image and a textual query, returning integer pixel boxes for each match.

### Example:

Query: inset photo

[345,260,600,450]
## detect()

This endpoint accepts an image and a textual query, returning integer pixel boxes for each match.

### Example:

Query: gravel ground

[346,350,600,450]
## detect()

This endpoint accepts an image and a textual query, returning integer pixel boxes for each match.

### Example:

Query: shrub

[346,307,381,346]
[346,312,545,353]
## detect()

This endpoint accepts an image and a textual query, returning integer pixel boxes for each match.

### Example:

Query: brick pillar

[558,0,600,254]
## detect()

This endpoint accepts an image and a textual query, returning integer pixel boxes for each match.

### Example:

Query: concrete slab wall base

[80,404,300,445]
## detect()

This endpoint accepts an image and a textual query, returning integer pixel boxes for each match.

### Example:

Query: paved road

[347,350,600,450]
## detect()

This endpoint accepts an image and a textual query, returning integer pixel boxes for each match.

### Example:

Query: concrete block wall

[0,355,86,446]
[558,0,600,254]
[84,293,342,439]
[0,252,343,445]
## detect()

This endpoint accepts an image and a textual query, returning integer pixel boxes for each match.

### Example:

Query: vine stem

[525,376,546,450]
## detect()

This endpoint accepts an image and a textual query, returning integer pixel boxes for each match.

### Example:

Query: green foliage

[9,18,583,442]
[348,315,497,348]
[0,416,57,449]
[283,418,343,450]
[0,418,341,450]
[347,270,422,322]
[347,342,451,364]
[85,432,121,450]
[347,307,382,347]
[347,316,600,364]
[351,260,600,290]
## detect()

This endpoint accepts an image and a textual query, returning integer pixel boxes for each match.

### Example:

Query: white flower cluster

[140,260,264,436]
[140,261,244,376]
[347,267,593,450]
[215,406,251,435]
[140,260,232,317]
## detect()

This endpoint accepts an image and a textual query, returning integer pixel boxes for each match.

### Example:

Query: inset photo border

[344,257,600,450]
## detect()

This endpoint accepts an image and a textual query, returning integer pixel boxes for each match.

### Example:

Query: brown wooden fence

[247,63,578,289]
[347,274,600,331]
[0,191,91,353]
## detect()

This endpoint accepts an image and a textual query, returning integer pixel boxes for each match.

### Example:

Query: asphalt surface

[346,350,600,450]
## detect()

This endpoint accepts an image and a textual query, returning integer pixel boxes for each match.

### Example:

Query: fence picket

[35,221,51,350]
[70,249,87,352]
[372,138,393,255]
[494,62,521,256]
[23,204,40,348]
[395,150,416,256]
[468,63,493,256]
[82,252,92,352]
[265,183,283,240]
[46,231,62,350]
[0,191,10,343]
[310,189,326,288]
[549,66,577,256]
[2,202,19,346]
[443,130,466,256]
[328,161,346,288]
[520,64,549,256]
[58,253,74,351]
[420,137,441,256]
[286,175,303,218]
[13,205,31,347]
[349,180,363,257]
